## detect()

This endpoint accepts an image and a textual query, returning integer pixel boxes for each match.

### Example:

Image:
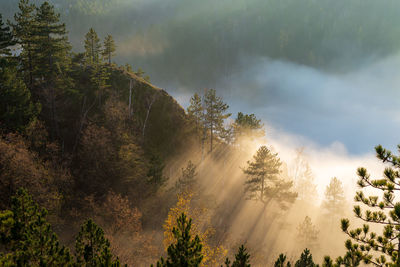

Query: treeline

[0,0,192,265]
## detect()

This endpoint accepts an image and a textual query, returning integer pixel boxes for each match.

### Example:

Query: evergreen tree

[12,0,37,89]
[102,34,116,65]
[223,245,251,267]
[154,213,203,267]
[292,148,318,203]
[232,112,264,141]
[0,188,72,266]
[84,29,109,105]
[90,62,110,104]
[124,63,133,72]
[75,219,121,267]
[33,1,70,84]
[334,240,363,266]
[187,93,204,142]
[176,161,197,193]
[243,146,297,208]
[295,249,317,267]
[0,14,15,56]
[339,144,400,265]
[32,1,71,140]
[274,254,292,267]
[135,67,145,77]
[0,60,39,132]
[203,89,230,153]
[147,155,168,192]
[296,216,319,250]
[322,177,346,216]
[84,28,101,66]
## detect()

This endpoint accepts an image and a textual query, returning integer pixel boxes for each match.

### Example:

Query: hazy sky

[2,0,400,154]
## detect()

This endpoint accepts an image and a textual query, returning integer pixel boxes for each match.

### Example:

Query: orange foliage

[0,133,70,212]
[163,191,227,266]
[75,191,158,265]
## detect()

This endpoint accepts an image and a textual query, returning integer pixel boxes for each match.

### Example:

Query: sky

[2,0,400,156]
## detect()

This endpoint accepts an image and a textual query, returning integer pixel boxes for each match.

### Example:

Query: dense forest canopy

[2,0,400,153]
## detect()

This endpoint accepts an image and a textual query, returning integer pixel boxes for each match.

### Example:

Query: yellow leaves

[163,191,227,266]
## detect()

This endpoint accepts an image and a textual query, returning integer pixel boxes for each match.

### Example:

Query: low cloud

[265,125,384,200]
[221,55,400,154]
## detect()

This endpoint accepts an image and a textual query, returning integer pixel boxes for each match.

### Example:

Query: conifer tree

[75,219,121,266]
[232,112,264,141]
[135,67,145,77]
[203,89,230,152]
[333,240,363,266]
[84,28,109,105]
[0,15,15,56]
[243,146,297,208]
[102,34,116,65]
[322,177,346,216]
[176,161,197,193]
[33,1,70,84]
[294,249,317,267]
[147,155,168,193]
[90,62,110,104]
[275,250,317,267]
[339,144,400,265]
[84,28,101,66]
[292,149,318,203]
[31,1,71,140]
[12,0,37,89]
[274,254,291,267]
[223,245,251,267]
[154,213,203,267]
[187,93,204,142]
[0,60,40,132]
[124,63,133,72]
[0,188,72,265]
[296,216,319,250]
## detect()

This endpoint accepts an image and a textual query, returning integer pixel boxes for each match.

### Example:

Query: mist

[1,0,395,153]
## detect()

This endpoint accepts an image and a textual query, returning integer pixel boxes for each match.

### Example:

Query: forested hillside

[2,1,400,266]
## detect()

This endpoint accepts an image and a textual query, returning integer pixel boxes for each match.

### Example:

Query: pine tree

[124,63,133,72]
[274,254,291,267]
[0,14,15,56]
[203,89,230,153]
[187,93,204,142]
[292,148,318,203]
[90,62,110,104]
[84,28,101,66]
[102,34,116,65]
[33,1,70,83]
[84,29,109,105]
[339,144,400,265]
[295,249,317,267]
[223,245,251,267]
[322,177,346,216]
[154,213,203,267]
[232,112,264,141]
[135,67,145,77]
[147,155,168,193]
[75,219,121,266]
[332,240,363,266]
[296,216,319,250]
[176,161,197,193]
[12,0,37,89]
[243,146,297,208]
[0,188,72,265]
[32,1,71,140]
[0,60,40,132]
